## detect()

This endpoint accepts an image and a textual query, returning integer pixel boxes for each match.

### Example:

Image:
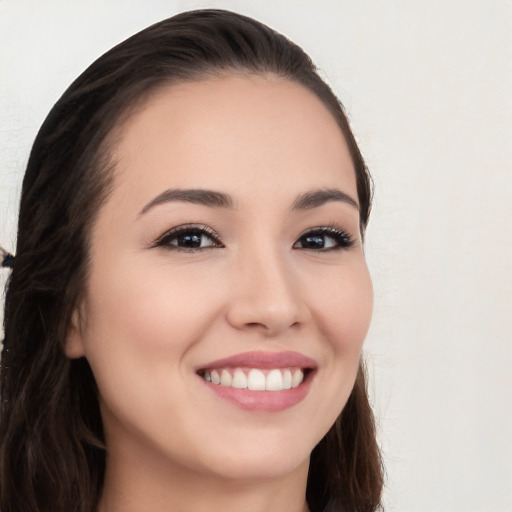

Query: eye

[153,224,223,252]
[293,226,355,251]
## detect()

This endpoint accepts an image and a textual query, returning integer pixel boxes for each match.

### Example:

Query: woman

[0,9,383,512]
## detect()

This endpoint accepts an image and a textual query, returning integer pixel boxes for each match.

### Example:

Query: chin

[203,450,310,482]
[188,426,321,482]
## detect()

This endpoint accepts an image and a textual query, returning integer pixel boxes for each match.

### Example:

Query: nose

[226,247,308,337]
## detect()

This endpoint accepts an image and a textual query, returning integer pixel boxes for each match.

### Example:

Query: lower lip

[200,372,314,412]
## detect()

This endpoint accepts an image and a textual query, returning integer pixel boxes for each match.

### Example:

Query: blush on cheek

[313,270,373,350]
[343,293,373,347]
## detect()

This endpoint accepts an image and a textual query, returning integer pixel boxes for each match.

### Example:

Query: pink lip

[196,351,317,412]
[196,350,317,371]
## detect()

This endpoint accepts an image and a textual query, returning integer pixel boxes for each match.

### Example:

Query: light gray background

[1,1,511,511]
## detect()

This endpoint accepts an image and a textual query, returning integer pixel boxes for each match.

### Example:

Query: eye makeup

[293,225,355,252]
[150,220,355,254]
[151,224,224,252]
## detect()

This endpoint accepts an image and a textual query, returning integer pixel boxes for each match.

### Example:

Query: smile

[196,351,316,412]
[201,367,305,391]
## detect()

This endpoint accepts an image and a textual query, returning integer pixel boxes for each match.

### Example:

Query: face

[66,75,373,484]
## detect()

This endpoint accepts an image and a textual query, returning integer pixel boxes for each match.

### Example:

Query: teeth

[211,370,221,385]
[282,369,292,389]
[247,369,266,390]
[203,368,305,391]
[232,368,248,389]
[220,369,232,387]
[265,369,283,391]
[292,369,304,387]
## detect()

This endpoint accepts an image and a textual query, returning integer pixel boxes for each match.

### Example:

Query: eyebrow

[139,186,359,216]
[291,188,359,211]
[139,188,234,216]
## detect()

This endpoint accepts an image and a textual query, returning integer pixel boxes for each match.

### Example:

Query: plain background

[1,1,511,510]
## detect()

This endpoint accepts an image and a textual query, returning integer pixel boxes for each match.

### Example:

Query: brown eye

[297,234,328,249]
[293,227,354,251]
[172,231,213,248]
[154,225,223,251]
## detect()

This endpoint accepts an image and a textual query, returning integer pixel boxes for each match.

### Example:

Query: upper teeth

[203,368,304,391]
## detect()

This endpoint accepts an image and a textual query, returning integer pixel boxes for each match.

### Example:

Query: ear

[64,308,86,359]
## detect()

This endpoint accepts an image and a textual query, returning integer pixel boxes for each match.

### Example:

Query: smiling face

[66,74,373,497]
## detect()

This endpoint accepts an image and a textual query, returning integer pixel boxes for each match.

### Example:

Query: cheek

[298,258,373,441]
[79,258,227,434]
[308,258,373,354]
[81,257,226,365]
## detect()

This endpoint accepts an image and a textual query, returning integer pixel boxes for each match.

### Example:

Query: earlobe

[64,308,86,359]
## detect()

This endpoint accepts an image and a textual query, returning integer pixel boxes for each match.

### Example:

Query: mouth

[195,351,316,412]
[197,367,311,391]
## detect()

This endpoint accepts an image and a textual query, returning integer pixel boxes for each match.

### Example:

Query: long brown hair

[0,9,382,512]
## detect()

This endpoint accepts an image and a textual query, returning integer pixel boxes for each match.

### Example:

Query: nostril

[246,322,263,329]
[243,320,301,334]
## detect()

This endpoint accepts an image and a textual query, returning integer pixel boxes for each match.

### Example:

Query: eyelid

[149,222,355,252]
[151,223,223,249]
[294,224,356,251]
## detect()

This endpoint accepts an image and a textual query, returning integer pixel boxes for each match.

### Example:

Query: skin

[66,74,373,512]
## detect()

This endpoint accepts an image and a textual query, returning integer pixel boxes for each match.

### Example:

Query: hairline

[89,68,363,243]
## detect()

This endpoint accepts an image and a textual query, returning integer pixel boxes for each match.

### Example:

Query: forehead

[109,74,356,208]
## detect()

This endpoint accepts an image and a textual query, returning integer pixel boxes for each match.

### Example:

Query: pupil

[303,235,324,248]
[178,233,202,247]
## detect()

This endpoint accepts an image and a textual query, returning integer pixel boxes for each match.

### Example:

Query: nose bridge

[226,236,304,335]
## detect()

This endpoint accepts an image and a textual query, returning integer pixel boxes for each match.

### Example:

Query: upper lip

[196,351,317,371]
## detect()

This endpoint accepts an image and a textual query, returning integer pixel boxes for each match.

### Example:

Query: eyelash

[153,224,223,252]
[293,225,355,252]
[152,224,355,252]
